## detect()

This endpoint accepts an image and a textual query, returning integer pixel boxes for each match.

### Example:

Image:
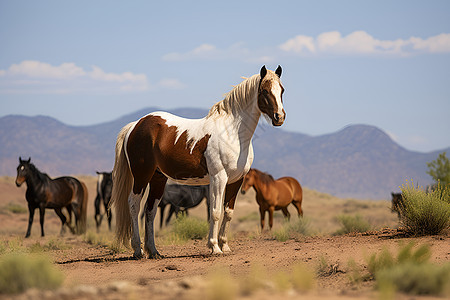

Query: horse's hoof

[133,249,144,259]
[221,244,232,253]
[210,245,224,255]
[148,253,164,259]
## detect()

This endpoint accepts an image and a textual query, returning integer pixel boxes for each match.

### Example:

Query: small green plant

[44,238,70,251]
[0,253,64,294]
[291,262,316,292]
[272,218,311,241]
[3,203,27,214]
[363,242,450,296]
[206,266,238,300]
[170,215,209,241]
[334,214,371,235]
[400,181,450,235]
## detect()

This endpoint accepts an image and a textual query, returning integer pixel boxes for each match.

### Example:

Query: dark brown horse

[241,168,303,230]
[111,66,286,258]
[15,157,88,237]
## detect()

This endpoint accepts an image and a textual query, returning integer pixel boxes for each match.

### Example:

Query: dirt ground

[0,176,449,300]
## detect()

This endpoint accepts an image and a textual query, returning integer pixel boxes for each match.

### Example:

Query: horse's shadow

[56,252,214,265]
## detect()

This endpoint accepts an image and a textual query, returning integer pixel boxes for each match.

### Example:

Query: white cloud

[163,42,274,63]
[280,31,450,56]
[0,60,150,94]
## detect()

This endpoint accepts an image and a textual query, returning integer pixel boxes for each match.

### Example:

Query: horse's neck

[221,96,261,140]
[252,175,270,197]
[26,169,47,191]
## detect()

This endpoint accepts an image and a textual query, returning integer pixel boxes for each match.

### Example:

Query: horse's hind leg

[292,200,303,217]
[218,178,243,253]
[143,172,167,258]
[54,208,68,235]
[94,194,102,231]
[281,207,291,221]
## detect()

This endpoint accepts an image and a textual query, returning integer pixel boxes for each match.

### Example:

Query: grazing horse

[391,192,403,218]
[140,182,210,228]
[241,169,303,230]
[94,171,113,231]
[15,157,88,237]
[111,65,286,258]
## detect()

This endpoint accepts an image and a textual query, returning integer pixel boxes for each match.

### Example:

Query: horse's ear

[26,157,31,163]
[260,65,267,79]
[19,157,23,163]
[275,65,282,78]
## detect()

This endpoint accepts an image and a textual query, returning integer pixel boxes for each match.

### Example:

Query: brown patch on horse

[126,115,210,194]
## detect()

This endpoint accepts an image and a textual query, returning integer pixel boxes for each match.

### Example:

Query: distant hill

[1,108,447,199]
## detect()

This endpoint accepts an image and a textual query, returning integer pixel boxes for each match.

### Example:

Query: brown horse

[241,168,303,230]
[15,157,88,237]
[111,66,286,258]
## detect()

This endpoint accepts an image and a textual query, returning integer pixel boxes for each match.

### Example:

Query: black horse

[94,171,113,231]
[15,157,88,237]
[140,183,210,228]
[391,192,404,218]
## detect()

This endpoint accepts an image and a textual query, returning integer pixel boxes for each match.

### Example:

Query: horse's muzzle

[272,112,285,126]
[15,177,25,187]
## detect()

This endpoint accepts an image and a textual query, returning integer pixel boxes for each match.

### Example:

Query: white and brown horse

[111,66,286,258]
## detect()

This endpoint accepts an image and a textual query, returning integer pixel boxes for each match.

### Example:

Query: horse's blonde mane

[207,74,261,118]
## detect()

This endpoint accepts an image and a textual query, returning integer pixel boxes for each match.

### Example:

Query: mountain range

[1,107,447,199]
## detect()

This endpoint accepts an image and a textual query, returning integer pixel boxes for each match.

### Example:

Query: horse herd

[15,157,303,236]
[13,66,318,259]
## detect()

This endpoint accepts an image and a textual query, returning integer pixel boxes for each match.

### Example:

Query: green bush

[365,242,450,296]
[334,214,370,235]
[0,253,63,294]
[400,181,450,235]
[272,218,310,241]
[168,215,209,242]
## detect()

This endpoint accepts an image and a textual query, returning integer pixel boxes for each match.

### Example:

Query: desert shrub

[400,181,450,235]
[334,214,370,235]
[365,242,450,296]
[83,231,125,254]
[206,266,238,300]
[162,215,208,244]
[0,253,63,294]
[3,203,27,214]
[291,262,316,292]
[272,218,311,241]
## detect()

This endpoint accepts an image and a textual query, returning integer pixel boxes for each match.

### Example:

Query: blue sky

[1,0,449,152]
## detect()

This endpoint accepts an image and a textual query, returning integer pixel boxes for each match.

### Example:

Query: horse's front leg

[25,203,36,238]
[219,178,243,253]
[208,171,227,255]
[39,203,46,237]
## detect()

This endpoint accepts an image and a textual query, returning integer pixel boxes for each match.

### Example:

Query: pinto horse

[94,171,113,231]
[241,169,303,230]
[111,65,286,258]
[15,157,88,237]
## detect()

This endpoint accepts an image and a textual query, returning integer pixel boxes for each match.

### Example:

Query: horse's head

[258,65,285,126]
[241,169,256,195]
[16,157,31,187]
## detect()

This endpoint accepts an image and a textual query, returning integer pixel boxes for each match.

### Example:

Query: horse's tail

[77,181,88,234]
[110,122,135,246]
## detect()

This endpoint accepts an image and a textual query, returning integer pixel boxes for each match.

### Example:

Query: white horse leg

[208,172,227,254]
[144,197,161,258]
[128,192,144,258]
[218,207,233,253]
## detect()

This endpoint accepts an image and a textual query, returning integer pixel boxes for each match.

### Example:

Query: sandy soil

[0,176,448,300]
